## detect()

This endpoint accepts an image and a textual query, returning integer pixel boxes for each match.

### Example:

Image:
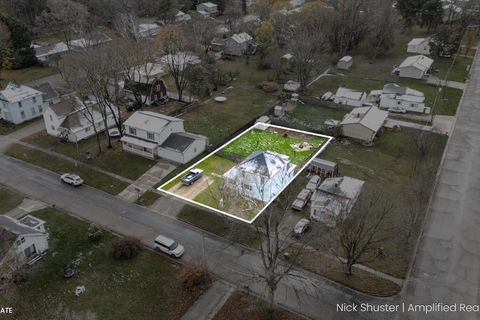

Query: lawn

[135,190,161,206]
[318,128,447,278]
[0,186,24,213]
[0,118,41,136]
[1,66,58,85]
[434,56,473,83]
[1,208,204,320]
[23,131,157,180]
[182,57,278,146]
[274,103,347,132]
[6,144,130,195]
[309,74,463,116]
[222,128,327,165]
[214,291,301,320]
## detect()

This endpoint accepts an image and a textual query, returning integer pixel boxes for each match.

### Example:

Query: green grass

[0,186,24,213]
[182,57,278,146]
[310,75,463,116]
[434,56,473,82]
[2,208,203,320]
[135,190,161,206]
[1,66,58,85]
[222,129,326,165]
[23,132,157,180]
[6,144,129,195]
[0,118,41,136]
[278,104,347,132]
[320,129,447,278]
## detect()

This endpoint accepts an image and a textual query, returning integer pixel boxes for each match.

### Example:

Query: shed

[398,55,434,79]
[336,56,353,70]
[340,106,388,142]
[333,87,367,107]
[407,38,431,55]
[308,159,338,177]
[274,105,285,117]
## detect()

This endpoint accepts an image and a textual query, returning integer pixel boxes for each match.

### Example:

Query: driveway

[168,175,214,200]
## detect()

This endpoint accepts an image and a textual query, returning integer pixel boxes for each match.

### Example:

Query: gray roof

[33,82,59,102]
[310,158,337,170]
[123,111,183,134]
[161,132,196,152]
[50,100,76,117]
[0,215,42,237]
[316,177,364,200]
[237,151,290,177]
[341,106,388,132]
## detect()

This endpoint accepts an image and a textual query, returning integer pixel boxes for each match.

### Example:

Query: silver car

[60,173,84,186]
[154,235,185,258]
[293,218,310,238]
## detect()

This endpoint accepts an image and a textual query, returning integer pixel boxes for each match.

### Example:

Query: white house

[43,96,119,142]
[373,83,426,113]
[407,38,431,55]
[310,176,364,227]
[336,56,353,70]
[397,55,434,79]
[0,82,46,124]
[121,111,208,163]
[340,106,388,142]
[136,23,161,38]
[197,2,219,17]
[333,87,367,107]
[34,42,70,63]
[0,215,48,268]
[223,151,296,203]
[223,33,254,56]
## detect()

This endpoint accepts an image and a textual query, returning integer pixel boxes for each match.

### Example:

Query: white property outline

[158,123,333,224]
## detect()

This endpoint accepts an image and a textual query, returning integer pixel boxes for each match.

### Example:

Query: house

[340,106,388,142]
[34,42,69,63]
[197,2,219,17]
[33,82,60,106]
[68,33,112,50]
[43,96,119,142]
[0,82,46,124]
[336,56,353,70]
[136,23,161,38]
[0,215,48,268]
[159,52,201,71]
[123,63,169,105]
[308,158,338,178]
[223,151,296,203]
[373,83,426,113]
[175,10,191,23]
[333,87,367,107]
[121,111,208,163]
[223,33,254,56]
[407,38,431,55]
[397,55,434,79]
[310,176,364,226]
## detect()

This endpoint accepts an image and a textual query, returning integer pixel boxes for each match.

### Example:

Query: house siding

[342,123,375,142]
[0,92,45,125]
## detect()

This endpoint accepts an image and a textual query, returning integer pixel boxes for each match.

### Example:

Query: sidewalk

[181,281,235,320]
[118,161,176,202]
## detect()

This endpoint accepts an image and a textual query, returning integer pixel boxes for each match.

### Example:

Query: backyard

[1,66,58,85]
[0,208,205,320]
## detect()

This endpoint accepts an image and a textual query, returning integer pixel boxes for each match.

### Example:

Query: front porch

[120,135,157,159]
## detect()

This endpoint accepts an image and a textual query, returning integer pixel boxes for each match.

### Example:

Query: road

[0,154,393,320]
[401,47,480,320]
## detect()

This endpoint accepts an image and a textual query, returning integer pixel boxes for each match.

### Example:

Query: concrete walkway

[181,281,235,320]
[426,76,467,90]
[307,67,331,88]
[0,120,45,152]
[5,198,48,219]
[118,161,176,202]
[385,118,433,132]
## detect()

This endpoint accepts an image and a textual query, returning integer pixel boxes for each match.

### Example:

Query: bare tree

[184,15,217,55]
[0,20,12,86]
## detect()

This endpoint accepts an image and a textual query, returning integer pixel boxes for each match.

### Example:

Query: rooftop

[123,111,183,133]
[399,55,434,71]
[341,106,388,132]
[0,82,42,103]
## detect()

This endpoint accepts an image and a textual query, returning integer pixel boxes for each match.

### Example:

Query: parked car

[293,218,310,238]
[60,173,84,186]
[181,169,203,186]
[389,106,407,114]
[291,189,312,211]
[321,92,334,101]
[154,235,185,258]
[125,100,142,112]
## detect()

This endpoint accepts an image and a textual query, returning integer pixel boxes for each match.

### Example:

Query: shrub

[178,262,212,294]
[111,236,142,260]
[87,223,103,242]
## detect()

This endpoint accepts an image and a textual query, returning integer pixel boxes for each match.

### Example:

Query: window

[129,127,137,135]
[18,101,22,108]
[51,125,55,130]
[20,111,26,119]
[49,115,53,121]
[147,132,155,140]
[33,96,37,103]
[38,105,42,113]
[31,107,36,116]
[242,183,252,191]
[85,126,90,132]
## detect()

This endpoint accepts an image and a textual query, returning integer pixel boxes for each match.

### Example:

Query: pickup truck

[181,169,204,186]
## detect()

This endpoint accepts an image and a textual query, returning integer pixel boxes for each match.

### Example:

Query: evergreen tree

[0,15,37,69]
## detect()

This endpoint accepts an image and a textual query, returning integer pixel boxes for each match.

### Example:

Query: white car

[293,218,310,238]
[60,173,84,186]
[154,235,185,258]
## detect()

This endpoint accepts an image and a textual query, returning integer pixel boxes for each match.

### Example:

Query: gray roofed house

[340,106,388,142]
[161,132,197,152]
[310,176,364,226]
[33,82,60,105]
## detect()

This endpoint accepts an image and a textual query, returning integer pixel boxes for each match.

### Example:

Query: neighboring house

[397,55,434,79]
[175,11,192,23]
[68,33,112,49]
[223,151,297,203]
[122,63,169,105]
[159,52,201,71]
[407,38,431,55]
[34,42,69,63]
[308,158,338,178]
[340,106,388,142]
[223,33,254,56]
[197,2,219,17]
[310,176,364,227]
[336,56,353,70]
[371,83,426,113]
[121,111,208,163]
[33,82,61,106]
[0,215,48,269]
[43,96,119,142]
[333,87,367,107]
[136,23,161,38]
[0,82,45,124]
